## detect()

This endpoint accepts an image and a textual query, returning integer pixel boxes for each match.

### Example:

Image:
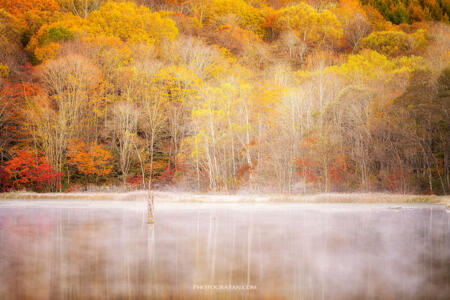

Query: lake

[0,201,449,299]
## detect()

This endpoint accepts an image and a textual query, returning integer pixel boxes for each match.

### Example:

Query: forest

[0,0,448,194]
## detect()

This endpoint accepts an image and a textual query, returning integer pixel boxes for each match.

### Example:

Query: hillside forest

[0,0,449,194]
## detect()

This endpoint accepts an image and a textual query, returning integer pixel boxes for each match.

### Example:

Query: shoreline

[0,191,449,206]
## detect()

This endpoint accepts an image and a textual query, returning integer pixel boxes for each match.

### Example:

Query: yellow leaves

[84,36,137,85]
[0,8,23,38]
[192,106,226,120]
[394,55,428,73]
[198,0,265,36]
[0,62,8,77]
[442,51,450,66]
[33,42,61,62]
[26,12,90,61]
[316,10,344,41]
[359,29,428,56]
[87,1,178,44]
[83,35,134,68]
[151,64,202,103]
[328,49,427,85]
[251,82,283,114]
[296,70,313,82]
[82,35,121,48]
[333,0,367,24]
[203,47,238,80]
[191,79,250,139]
[180,133,206,162]
[274,3,343,45]
[26,1,178,62]
[328,50,393,81]
[410,28,427,48]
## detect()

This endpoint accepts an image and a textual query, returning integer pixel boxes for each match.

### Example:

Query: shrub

[3,150,62,191]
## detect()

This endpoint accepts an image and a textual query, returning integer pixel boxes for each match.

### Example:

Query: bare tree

[58,0,105,18]
[31,54,100,176]
[278,30,308,63]
[110,101,139,183]
[345,12,371,50]
[134,61,167,189]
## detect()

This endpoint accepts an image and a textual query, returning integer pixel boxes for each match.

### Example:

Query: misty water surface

[0,201,449,299]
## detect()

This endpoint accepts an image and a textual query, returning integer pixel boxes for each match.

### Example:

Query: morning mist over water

[0,201,448,299]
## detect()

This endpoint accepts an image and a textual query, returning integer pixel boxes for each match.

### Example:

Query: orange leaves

[1,80,43,104]
[0,0,60,41]
[251,83,282,113]
[0,9,25,70]
[261,13,276,29]
[0,80,43,139]
[299,135,317,150]
[0,0,59,18]
[261,11,277,40]
[67,139,113,177]
[169,13,202,36]
[212,23,261,53]
[236,163,253,186]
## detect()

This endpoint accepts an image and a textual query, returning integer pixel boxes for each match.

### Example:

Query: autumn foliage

[2,150,61,191]
[67,139,113,179]
[0,0,60,18]
[0,0,448,194]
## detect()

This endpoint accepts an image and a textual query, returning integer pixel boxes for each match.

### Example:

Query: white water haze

[0,200,449,299]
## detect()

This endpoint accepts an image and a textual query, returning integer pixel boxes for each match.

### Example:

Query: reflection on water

[0,201,449,299]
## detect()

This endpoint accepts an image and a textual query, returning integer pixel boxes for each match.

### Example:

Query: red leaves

[236,163,252,186]
[2,150,61,191]
[0,166,11,192]
[262,13,276,29]
[385,169,409,192]
[126,175,144,188]
[294,157,319,184]
[295,132,349,189]
[295,155,349,186]
[328,155,348,184]
[160,166,175,180]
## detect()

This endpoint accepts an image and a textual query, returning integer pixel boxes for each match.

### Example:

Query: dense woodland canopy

[0,0,448,194]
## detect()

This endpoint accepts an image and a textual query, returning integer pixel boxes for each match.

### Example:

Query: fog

[0,200,449,299]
